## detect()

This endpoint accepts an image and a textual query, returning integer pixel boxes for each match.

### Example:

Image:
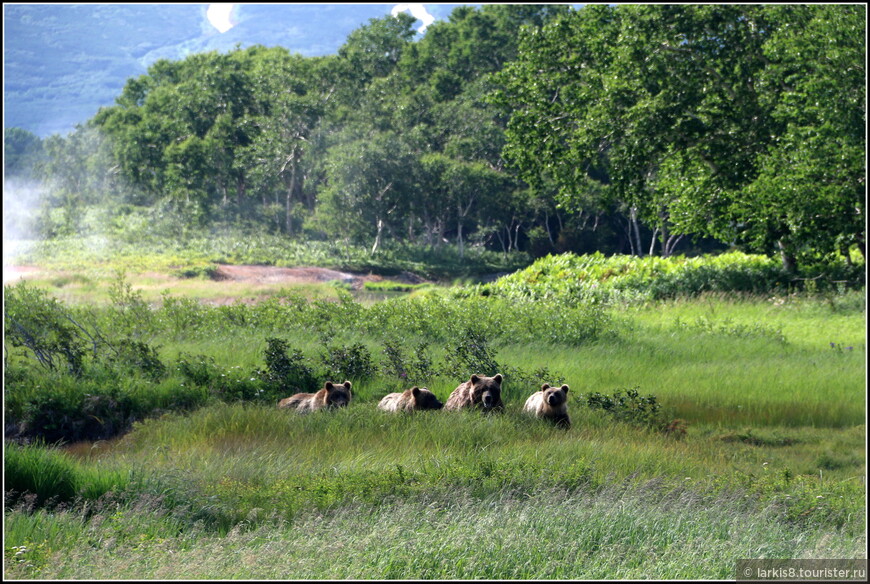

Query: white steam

[3,178,45,283]
[392,3,436,33]
[207,3,236,34]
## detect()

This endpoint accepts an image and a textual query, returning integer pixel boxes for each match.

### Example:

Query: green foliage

[4,443,81,505]
[362,280,431,293]
[13,227,532,282]
[109,338,166,381]
[4,283,88,375]
[174,353,221,387]
[584,388,665,429]
[492,4,865,266]
[17,5,866,265]
[2,256,864,580]
[380,339,435,385]
[441,328,500,379]
[488,251,862,306]
[4,127,46,179]
[320,342,377,382]
[258,338,319,395]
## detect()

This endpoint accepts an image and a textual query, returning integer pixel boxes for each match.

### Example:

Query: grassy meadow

[3,244,867,579]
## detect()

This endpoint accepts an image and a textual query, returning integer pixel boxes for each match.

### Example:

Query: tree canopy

[7,4,865,269]
[492,4,865,267]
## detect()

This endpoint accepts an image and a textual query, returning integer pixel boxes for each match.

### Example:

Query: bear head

[470,374,503,410]
[541,383,569,408]
[324,380,352,408]
[410,386,443,410]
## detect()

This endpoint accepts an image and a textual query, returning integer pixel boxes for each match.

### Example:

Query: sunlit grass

[5,478,864,580]
[498,329,865,428]
[4,250,865,579]
[20,271,346,305]
[621,291,866,350]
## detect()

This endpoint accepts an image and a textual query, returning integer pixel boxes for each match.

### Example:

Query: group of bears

[277,373,571,428]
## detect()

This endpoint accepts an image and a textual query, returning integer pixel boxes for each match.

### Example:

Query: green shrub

[109,338,166,380]
[441,328,500,380]
[258,337,319,394]
[321,342,377,382]
[4,282,88,375]
[584,388,665,428]
[174,353,221,387]
[487,251,861,305]
[381,338,435,385]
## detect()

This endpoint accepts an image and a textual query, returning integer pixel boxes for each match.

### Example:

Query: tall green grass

[4,252,865,579]
[4,442,132,505]
[5,280,865,444]
[4,474,864,579]
[42,401,860,536]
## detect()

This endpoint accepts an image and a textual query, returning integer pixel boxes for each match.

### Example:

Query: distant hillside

[3,3,469,137]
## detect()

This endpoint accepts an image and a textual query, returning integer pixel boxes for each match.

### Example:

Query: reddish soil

[4,264,432,309]
[209,264,426,289]
[3,265,42,283]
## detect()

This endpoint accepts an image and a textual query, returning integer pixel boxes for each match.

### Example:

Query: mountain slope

[3,4,465,137]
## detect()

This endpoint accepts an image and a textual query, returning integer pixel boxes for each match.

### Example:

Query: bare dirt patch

[210,264,428,289]
[3,265,42,283]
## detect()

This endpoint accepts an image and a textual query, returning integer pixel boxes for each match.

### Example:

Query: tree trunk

[664,234,684,257]
[285,161,297,235]
[371,217,384,256]
[544,212,554,245]
[649,227,659,257]
[777,239,798,273]
[629,206,643,257]
[496,229,508,255]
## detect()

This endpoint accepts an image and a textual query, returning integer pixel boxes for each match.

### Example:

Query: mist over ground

[3,177,44,277]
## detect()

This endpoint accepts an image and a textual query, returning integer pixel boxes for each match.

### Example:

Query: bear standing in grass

[444,374,504,412]
[378,386,443,412]
[278,381,352,413]
[523,383,570,428]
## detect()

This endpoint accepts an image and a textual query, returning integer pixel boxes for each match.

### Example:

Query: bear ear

[470,374,480,384]
[343,381,352,390]
[411,386,421,396]
[324,381,335,391]
[561,384,570,392]
[493,374,503,384]
[541,383,551,390]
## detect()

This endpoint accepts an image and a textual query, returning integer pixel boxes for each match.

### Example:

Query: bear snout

[330,395,350,408]
[547,393,564,407]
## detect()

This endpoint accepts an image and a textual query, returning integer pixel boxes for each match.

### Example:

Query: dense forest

[4,4,865,271]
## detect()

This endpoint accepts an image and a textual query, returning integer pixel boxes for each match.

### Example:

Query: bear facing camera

[278,380,352,413]
[523,383,570,428]
[444,374,504,412]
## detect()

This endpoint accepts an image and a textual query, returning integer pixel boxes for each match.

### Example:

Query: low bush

[584,387,666,429]
[487,251,864,305]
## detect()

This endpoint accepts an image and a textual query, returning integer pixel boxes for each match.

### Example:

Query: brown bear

[444,374,504,412]
[277,380,352,413]
[377,386,443,412]
[523,383,570,428]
